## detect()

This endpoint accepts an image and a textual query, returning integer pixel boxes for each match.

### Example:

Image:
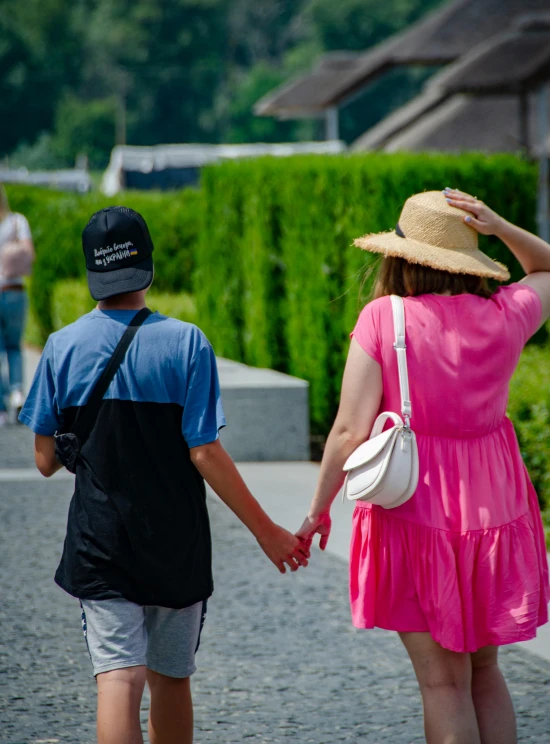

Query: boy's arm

[190,439,309,573]
[34,434,63,477]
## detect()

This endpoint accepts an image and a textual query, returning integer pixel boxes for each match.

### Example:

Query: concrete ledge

[24,349,311,463]
[217,358,310,462]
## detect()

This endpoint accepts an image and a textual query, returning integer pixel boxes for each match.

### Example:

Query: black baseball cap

[82,206,154,300]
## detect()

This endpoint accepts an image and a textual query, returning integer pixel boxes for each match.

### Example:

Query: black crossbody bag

[54,308,152,473]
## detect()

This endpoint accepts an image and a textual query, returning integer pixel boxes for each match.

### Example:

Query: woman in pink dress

[297,188,550,744]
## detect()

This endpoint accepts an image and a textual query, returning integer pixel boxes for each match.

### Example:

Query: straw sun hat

[354,190,510,281]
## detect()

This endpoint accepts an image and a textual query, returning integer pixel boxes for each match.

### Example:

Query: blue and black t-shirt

[20,309,226,608]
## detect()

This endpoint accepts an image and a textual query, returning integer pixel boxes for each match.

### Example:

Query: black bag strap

[72,307,152,443]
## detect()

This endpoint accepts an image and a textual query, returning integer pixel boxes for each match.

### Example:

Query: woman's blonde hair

[372,256,495,300]
[0,183,10,219]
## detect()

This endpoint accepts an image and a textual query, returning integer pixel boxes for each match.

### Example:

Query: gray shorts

[80,598,207,678]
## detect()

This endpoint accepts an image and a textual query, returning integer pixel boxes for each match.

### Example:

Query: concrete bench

[217,358,310,462]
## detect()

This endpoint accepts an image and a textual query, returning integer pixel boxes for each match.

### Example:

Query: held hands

[295,512,332,552]
[257,522,311,574]
[443,188,505,236]
[258,512,332,574]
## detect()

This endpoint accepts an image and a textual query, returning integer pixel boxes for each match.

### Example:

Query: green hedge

[49,279,196,331]
[508,343,550,525]
[5,155,550,529]
[6,185,202,344]
[196,153,538,433]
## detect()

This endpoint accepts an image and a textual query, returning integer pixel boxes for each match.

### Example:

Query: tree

[306,0,444,52]
[221,63,318,144]
[0,0,85,156]
[1,0,447,163]
[52,94,117,169]
[76,0,231,144]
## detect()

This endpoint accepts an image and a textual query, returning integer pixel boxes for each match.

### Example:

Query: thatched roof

[255,54,364,118]
[353,94,550,154]
[256,0,550,117]
[352,23,550,152]
[438,28,550,95]
[351,87,445,151]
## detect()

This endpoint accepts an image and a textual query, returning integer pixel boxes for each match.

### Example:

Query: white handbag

[342,295,419,509]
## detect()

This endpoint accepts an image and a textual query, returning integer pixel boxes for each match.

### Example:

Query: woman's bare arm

[21,238,35,261]
[295,339,383,549]
[444,188,550,323]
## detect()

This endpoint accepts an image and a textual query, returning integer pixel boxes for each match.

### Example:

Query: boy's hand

[257,523,310,573]
[296,512,332,551]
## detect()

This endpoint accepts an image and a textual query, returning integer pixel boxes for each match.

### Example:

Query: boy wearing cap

[20,207,308,744]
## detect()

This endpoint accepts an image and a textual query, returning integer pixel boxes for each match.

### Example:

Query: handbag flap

[345,437,398,497]
[343,426,398,472]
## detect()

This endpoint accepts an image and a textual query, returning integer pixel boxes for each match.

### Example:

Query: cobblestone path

[1,428,549,743]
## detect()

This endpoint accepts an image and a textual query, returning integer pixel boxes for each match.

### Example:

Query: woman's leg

[147,669,193,744]
[399,632,480,744]
[3,290,27,394]
[96,665,147,744]
[0,294,7,413]
[471,646,516,744]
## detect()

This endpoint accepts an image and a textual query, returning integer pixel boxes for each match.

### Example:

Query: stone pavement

[1,426,550,743]
[240,462,550,665]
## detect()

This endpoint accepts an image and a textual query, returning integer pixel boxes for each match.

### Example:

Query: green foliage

[221,63,318,144]
[146,290,197,325]
[306,0,444,52]
[194,152,538,434]
[2,0,447,164]
[8,133,66,171]
[51,279,95,331]
[24,291,46,349]
[195,164,245,361]
[49,279,196,331]
[52,95,117,170]
[0,0,84,155]
[7,184,202,344]
[508,344,550,527]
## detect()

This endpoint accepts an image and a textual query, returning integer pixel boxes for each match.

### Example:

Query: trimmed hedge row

[7,185,202,344]
[509,343,550,529]
[196,152,550,521]
[4,154,550,526]
[196,153,538,433]
[47,279,196,332]
[7,155,548,515]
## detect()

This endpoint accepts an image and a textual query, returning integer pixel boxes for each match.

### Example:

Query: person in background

[297,189,550,744]
[20,206,309,744]
[0,182,35,424]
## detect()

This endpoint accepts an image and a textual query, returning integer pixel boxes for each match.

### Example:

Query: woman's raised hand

[295,512,332,551]
[443,188,505,236]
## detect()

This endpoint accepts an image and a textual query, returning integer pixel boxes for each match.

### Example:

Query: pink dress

[349,284,549,653]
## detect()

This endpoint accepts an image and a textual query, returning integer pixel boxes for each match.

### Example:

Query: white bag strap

[390,295,412,426]
[369,411,403,438]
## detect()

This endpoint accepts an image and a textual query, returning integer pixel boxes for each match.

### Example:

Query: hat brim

[354,231,510,282]
[87,256,154,300]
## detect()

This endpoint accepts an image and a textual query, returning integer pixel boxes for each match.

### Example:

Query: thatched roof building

[438,26,550,96]
[353,94,547,154]
[352,23,550,154]
[255,0,550,120]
